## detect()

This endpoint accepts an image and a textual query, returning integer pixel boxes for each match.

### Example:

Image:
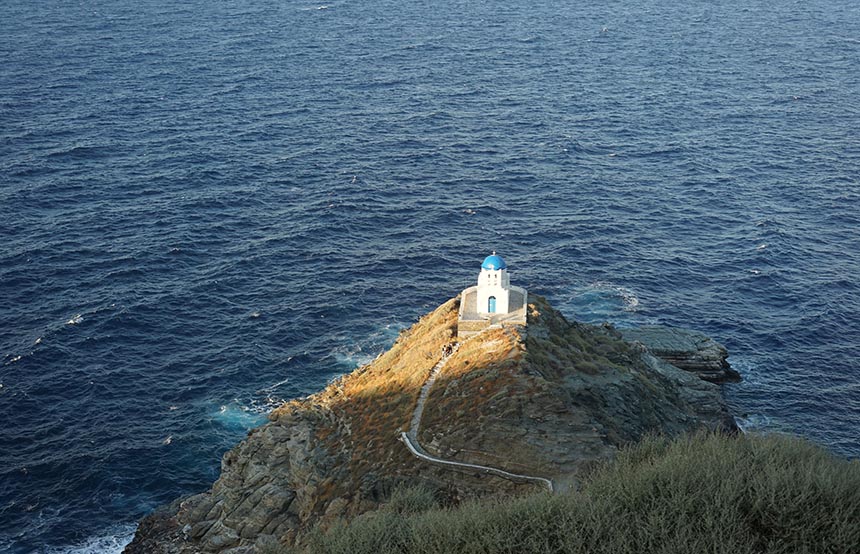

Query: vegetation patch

[270,298,460,491]
[525,296,638,380]
[284,433,860,554]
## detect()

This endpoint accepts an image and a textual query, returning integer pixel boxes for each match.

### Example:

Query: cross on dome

[481,252,507,271]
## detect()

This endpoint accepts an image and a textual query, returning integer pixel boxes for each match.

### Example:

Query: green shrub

[384,484,439,516]
[292,433,860,554]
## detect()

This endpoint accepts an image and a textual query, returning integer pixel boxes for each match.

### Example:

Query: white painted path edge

[401,343,555,493]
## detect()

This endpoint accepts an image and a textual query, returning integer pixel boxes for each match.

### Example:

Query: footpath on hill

[402,340,555,493]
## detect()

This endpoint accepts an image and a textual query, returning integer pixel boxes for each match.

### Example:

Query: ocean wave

[44,523,135,554]
[735,414,784,435]
[3,353,26,365]
[323,345,376,369]
[560,282,649,327]
[211,402,269,429]
[322,321,406,370]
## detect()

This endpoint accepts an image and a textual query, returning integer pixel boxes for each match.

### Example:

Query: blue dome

[481,253,507,270]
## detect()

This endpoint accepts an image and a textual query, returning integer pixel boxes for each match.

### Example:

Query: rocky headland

[619,326,741,383]
[125,296,737,554]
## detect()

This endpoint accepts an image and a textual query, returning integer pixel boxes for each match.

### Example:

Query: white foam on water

[4,349,35,366]
[735,413,781,434]
[586,282,640,310]
[561,282,650,327]
[327,322,405,370]
[728,357,770,387]
[617,288,640,311]
[16,313,92,362]
[728,358,783,434]
[256,377,289,394]
[247,394,287,414]
[211,402,268,430]
[45,523,136,554]
[249,377,290,412]
[331,344,376,369]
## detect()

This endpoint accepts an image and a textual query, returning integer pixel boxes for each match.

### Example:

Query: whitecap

[558,282,653,328]
[618,289,640,311]
[735,413,776,434]
[211,402,268,430]
[67,315,83,325]
[331,345,375,368]
[584,282,639,311]
[45,523,136,554]
[256,377,289,395]
[247,395,286,413]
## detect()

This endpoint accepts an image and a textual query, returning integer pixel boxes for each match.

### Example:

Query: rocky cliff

[125,296,736,554]
[619,326,741,383]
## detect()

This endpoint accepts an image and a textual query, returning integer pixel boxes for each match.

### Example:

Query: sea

[1,0,858,551]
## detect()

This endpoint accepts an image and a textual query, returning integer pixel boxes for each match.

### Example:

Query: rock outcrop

[619,326,741,383]
[125,296,736,554]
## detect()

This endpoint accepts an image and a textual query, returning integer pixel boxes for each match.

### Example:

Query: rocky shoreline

[619,326,741,383]
[124,296,737,554]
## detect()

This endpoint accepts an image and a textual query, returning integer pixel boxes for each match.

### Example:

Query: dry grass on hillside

[276,298,460,482]
[416,296,652,475]
[524,297,639,380]
[420,326,531,438]
[284,433,860,554]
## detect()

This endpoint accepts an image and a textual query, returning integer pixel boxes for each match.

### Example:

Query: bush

[292,433,860,554]
[384,484,439,516]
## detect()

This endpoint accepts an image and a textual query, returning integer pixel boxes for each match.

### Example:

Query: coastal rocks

[126,296,737,553]
[619,326,741,383]
[124,411,329,554]
[419,298,736,485]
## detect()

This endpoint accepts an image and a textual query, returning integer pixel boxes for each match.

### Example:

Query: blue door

[488,296,497,313]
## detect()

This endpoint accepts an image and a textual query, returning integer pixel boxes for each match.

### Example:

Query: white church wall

[457,254,527,337]
[477,284,510,314]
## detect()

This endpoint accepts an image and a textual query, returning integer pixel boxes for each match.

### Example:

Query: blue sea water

[1,0,859,551]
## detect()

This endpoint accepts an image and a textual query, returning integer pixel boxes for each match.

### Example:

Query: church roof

[481,253,507,270]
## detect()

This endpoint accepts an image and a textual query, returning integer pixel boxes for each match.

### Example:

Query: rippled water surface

[2,0,859,551]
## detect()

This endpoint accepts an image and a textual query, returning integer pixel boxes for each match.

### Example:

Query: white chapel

[457,252,528,337]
